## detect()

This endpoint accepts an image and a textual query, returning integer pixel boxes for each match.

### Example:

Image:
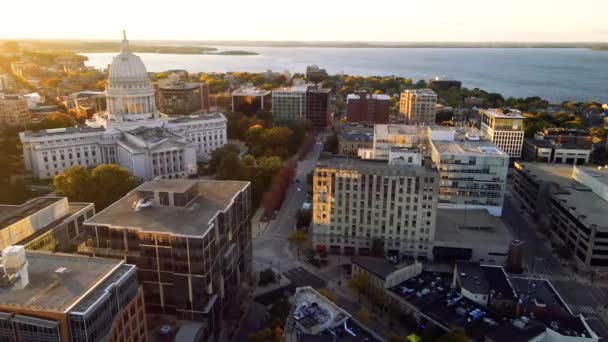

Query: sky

[1,0,607,42]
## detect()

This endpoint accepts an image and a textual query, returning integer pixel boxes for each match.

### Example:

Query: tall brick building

[346,91,390,123]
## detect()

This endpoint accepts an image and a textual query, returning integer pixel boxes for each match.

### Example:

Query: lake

[82,47,608,103]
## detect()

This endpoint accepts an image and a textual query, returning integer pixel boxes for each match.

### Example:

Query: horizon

[1,0,606,42]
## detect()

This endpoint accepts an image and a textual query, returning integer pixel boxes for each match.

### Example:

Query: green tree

[216,152,247,180]
[258,267,276,286]
[287,229,308,260]
[350,272,369,303]
[52,165,92,202]
[208,144,241,174]
[356,308,371,325]
[242,154,255,167]
[318,288,337,302]
[437,328,468,342]
[268,298,291,326]
[89,164,137,209]
[35,113,76,130]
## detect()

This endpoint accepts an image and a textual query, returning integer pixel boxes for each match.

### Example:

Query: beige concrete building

[0,93,30,128]
[479,108,525,158]
[399,89,437,124]
[312,157,438,259]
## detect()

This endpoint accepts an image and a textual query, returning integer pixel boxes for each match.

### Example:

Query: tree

[318,288,337,303]
[248,327,280,342]
[207,144,241,174]
[216,152,247,180]
[356,308,371,325]
[52,164,136,210]
[371,237,385,257]
[421,325,444,342]
[41,78,62,88]
[295,209,312,229]
[268,298,291,326]
[242,154,255,167]
[35,113,76,130]
[89,164,137,209]
[287,229,308,261]
[350,272,369,303]
[52,165,92,202]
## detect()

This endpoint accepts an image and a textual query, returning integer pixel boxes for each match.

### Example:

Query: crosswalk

[527,273,574,281]
[569,304,596,315]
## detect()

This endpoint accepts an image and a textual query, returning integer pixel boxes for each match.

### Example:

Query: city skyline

[1,0,607,42]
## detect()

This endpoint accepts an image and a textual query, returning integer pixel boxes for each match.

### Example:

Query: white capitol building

[20,32,227,181]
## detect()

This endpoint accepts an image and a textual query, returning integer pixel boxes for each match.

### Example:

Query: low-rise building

[433,209,512,265]
[399,89,437,125]
[523,138,591,165]
[513,163,608,272]
[0,246,147,342]
[231,85,271,115]
[479,108,525,159]
[284,286,383,342]
[0,197,95,252]
[428,77,462,92]
[81,179,252,340]
[346,91,390,124]
[305,65,328,83]
[312,157,438,259]
[337,125,374,155]
[351,256,423,292]
[0,93,30,128]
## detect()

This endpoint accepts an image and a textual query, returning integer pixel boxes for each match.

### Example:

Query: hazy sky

[2,0,607,42]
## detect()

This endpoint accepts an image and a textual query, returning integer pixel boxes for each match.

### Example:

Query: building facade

[312,157,438,259]
[0,93,30,128]
[81,179,253,340]
[305,87,331,128]
[513,163,608,272]
[427,127,509,216]
[399,89,437,124]
[19,33,227,181]
[479,108,525,158]
[272,85,307,121]
[231,86,271,115]
[428,77,462,92]
[523,138,591,165]
[155,73,209,115]
[0,196,95,253]
[0,247,146,342]
[346,91,390,124]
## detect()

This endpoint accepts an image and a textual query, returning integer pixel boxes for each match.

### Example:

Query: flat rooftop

[232,87,271,96]
[352,256,397,280]
[346,93,390,101]
[402,88,437,96]
[374,124,421,137]
[578,165,608,186]
[525,138,592,150]
[0,198,63,230]
[20,126,105,138]
[431,139,506,157]
[515,162,575,187]
[167,112,225,123]
[0,251,122,313]
[481,108,525,119]
[434,209,513,248]
[127,126,181,143]
[85,179,249,236]
[316,156,434,177]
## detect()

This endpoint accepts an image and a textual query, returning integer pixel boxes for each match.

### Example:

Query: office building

[0,246,147,342]
[0,93,30,128]
[155,73,210,115]
[399,89,437,124]
[513,163,608,271]
[367,124,423,160]
[428,76,462,92]
[272,84,307,121]
[231,85,271,115]
[284,286,383,342]
[0,74,17,93]
[306,86,331,128]
[305,65,329,83]
[428,126,509,216]
[338,127,374,155]
[81,179,252,339]
[272,83,331,127]
[385,263,599,342]
[19,33,227,181]
[312,157,438,259]
[346,91,390,124]
[0,197,94,252]
[479,108,525,158]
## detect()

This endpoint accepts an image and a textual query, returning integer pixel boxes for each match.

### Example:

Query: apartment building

[312,157,438,259]
[399,89,437,124]
[427,126,509,216]
[513,162,608,271]
[81,179,252,340]
[272,85,307,121]
[479,108,525,158]
[0,246,146,342]
[0,93,30,128]
[346,91,390,124]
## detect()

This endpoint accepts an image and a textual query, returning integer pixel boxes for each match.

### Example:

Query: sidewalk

[251,207,270,238]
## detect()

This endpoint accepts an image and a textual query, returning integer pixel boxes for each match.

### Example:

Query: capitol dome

[108,31,149,84]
